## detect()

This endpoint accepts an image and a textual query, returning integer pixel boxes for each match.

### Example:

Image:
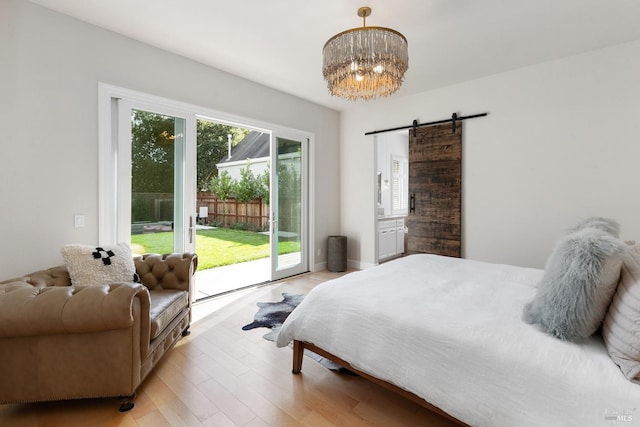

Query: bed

[276,253,640,427]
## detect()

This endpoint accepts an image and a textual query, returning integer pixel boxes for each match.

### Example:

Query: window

[391,155,408,215]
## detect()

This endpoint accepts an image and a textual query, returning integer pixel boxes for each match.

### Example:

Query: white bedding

[277,254,640,427]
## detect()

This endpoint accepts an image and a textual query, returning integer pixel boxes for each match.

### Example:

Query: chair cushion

[149,290,188,340]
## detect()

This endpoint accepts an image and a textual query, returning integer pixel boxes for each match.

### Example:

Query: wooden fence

[133,192,296,233]
[197,192,269,231]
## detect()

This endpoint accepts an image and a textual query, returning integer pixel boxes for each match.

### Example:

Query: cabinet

[378,218,405,261]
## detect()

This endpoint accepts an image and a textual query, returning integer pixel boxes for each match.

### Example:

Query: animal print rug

[242,293,345,371]
[242,292,304,341]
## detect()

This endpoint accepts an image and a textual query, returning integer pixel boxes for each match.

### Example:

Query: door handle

[409,194,415,213]
[189,216,194,244]
[271,212,277,235]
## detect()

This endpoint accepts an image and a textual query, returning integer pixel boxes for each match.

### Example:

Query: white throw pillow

[61,242,136,287]
[603,244,640,382]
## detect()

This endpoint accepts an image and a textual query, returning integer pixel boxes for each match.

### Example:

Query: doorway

[374,131,409,263]
[99,84,310,300]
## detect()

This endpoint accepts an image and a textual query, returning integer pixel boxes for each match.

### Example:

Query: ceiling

[29,0,640,111]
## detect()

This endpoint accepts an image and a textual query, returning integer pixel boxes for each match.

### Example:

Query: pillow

[565,216,620,237]
[602,244,640,382]
[522,227,627,341]
[61,242,136,287]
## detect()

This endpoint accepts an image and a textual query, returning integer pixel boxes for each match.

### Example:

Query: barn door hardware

[365,111,488,136]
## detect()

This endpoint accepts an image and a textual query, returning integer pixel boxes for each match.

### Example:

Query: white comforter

[277,254,640,427]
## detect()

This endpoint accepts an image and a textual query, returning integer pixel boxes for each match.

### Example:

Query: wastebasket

[327,235,347,272]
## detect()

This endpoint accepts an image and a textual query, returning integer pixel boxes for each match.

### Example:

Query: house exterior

[216,131,270,181]
[216,130,302,183]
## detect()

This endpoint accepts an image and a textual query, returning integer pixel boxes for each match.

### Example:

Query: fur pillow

[61,242,136,287]
[565,216,620,237]
[523,227,627,341]
[602,244,640,382]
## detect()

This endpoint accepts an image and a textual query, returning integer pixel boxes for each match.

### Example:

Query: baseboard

[314,259,375,272]
[347,259,376,270]
[313,261,327,272]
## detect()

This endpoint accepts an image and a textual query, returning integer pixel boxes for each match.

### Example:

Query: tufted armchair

[0,252,197,411]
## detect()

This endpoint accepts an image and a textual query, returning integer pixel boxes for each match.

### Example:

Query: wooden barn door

[407,122,462,257]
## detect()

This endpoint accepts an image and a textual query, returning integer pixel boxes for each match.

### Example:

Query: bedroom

[1,0,640,425]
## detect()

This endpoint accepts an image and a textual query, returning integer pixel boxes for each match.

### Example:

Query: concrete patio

[193,252,301,300]
[194,258,270,300]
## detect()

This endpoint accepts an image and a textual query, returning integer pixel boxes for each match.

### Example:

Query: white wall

[341,40,640,269]
[0,1,340,277]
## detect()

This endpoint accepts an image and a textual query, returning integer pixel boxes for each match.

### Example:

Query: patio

[194,252,302,300]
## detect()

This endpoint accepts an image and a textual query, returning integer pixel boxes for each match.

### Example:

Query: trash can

[327,235,347,272]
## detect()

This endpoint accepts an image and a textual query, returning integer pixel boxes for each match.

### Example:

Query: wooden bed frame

[292,340,468,426]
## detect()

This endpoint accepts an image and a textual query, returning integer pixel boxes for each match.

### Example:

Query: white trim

[216,156,270,169]
[348,259,376,270]
[373,135,380,263]
[97,85,117,244]
[115,98,133,245]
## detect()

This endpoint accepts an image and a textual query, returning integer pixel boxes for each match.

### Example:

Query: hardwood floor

[0,270,460,427]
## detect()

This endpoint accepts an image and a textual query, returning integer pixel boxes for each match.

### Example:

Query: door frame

[270,132,310,280]
[98,83,314,278]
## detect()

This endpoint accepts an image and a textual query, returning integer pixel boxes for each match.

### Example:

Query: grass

[131,228,300,270]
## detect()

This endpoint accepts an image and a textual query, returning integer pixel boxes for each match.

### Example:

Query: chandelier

[322,6,409,101]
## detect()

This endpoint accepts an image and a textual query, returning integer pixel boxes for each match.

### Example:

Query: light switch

[74,215,85,228]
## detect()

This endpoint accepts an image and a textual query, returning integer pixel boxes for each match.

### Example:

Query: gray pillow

[523,227,627,341]
[565,216,620,237]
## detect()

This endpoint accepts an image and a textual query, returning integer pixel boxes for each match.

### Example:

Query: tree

[210,170,233,201]
[276,158,301,233]
[130,111,249,193]
[209,170,233,226]
[131,110,175,193]
[256,164,270,203]
[231,161,264,227]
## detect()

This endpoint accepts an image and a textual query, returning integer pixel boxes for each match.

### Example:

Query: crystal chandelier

[322,6,408,101]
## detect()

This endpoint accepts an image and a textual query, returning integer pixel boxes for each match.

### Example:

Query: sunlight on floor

[191,287,258,323]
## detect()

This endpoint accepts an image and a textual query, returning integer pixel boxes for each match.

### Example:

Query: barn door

[407,122,462,257]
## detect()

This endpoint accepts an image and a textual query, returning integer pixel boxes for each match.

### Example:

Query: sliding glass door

[270,134,308,280]
[116,100,196,254]
[100,85,311,290]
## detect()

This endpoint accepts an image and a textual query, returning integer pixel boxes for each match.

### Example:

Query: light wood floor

[0,269,460,427]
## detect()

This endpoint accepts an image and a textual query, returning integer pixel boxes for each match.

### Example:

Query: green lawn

[131,228,300,270]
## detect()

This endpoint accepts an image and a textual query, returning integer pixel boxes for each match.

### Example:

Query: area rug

[242,292,304,341]
[242,292,344,371]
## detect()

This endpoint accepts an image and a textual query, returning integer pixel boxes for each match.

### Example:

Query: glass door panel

[271,135,308,280]
[128,109,187,255]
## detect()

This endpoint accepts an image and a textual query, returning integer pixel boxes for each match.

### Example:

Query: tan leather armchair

[0,252,197,412]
